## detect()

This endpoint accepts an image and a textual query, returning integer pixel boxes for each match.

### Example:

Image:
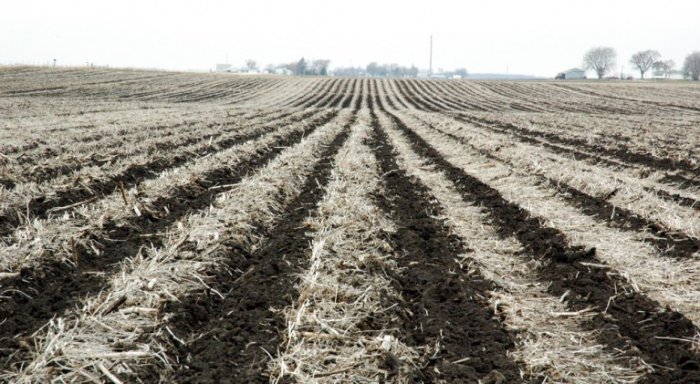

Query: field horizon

[1,65,699,383]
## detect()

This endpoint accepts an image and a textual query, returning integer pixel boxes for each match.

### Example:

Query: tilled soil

[423,119,700,259]
[2,71,699,383]
[156,115,355,384]
[462,114,700,187]
[378,100,700,383]
[0,110,337,370]
[0,110,315,238]
[367,96,525,383]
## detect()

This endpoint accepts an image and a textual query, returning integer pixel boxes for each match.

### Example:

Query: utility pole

[429,35,433,77]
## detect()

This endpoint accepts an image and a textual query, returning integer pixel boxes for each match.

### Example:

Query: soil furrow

[454,113,700,195]
[546,179,700,259]
[661,173,700,190]
[419,116,700,259]
[327,78,352,107]
[392,79,434,111]
[158,113,355,384]
[399,79,442,112]
[290,79,337,109]
[468,119,700,211]
[338,78,357,108]
[0,110,315,239]
[0,110,339,371]
[367,93,525,383]
[412,80,470,112]
[6,110,285,185]
[551,83,700,113]
[378,102,700,383]
[314,79,347,108]
[459,114,700,183]
[379,108,649,382]
[643,186,700,211]
[277,79,320,108]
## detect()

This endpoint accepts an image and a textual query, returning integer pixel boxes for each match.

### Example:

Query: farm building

[651,70,685,80]
[555,68,587,80]
[215,63,232,72]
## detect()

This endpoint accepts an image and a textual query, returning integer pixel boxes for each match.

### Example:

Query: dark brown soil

[378,102,700,383]
[661,173,700,190]
[154,114,355,384]
[643,186,700,211]
[460,114,700,184]
[453,113,700,210]
[7,110,260,184]
[551,83,700,113]
[289,78,340,108]
[368,94,526,383]
[327,78,353,107]
[0,110,316,240]
[545,178,700,259]
[422,119,700,259]
[339,79,357,108]
[0,110,339,371]
[2,75,699,383]
[394,79,441,112]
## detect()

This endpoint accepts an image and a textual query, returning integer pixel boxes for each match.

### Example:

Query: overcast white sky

[1,0,697,77]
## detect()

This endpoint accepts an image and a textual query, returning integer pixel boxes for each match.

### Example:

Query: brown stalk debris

[2,67,699,383]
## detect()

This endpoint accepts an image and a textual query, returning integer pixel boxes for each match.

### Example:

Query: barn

[215,63,232,72]
[555,68,587,80]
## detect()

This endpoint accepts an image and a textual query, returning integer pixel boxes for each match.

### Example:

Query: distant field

[0,66,699,383]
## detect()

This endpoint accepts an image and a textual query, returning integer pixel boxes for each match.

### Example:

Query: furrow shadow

[0,110,339,370]
[379,100,700,383]
[154,113,356,384]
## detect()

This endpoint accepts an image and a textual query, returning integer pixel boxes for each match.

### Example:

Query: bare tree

[310,59,330,76]
[583,47,617,79]
[454,68,469,78]
[652,59,675,79]
[366,62,379,77]
[295,58,307,76]
[630,50,661,79]
[683,52,700,81]
[333,66,365,76]
[245,59,257,72]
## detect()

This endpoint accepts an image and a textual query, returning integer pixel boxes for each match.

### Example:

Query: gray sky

[1,0,697,77]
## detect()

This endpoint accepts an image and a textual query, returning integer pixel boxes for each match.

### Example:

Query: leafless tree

[652,59,675,79]
[310,60,330,76]
[365,62,420,78]
[245,59,257,72]
[583,47,617,79]
[295,58,307,76]
[683,52,700,81]
[630,50,661,79]
[454,68,469,78]
[366,62,379,77]
[333,66,365,76]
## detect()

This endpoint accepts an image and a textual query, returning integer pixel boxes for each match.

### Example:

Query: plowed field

[1,67,699,383]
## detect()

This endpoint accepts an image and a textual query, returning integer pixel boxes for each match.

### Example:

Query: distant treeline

[335,63,419,77]
[262,58,330,76]
[334,63,468,78]
[261,58,471,78]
